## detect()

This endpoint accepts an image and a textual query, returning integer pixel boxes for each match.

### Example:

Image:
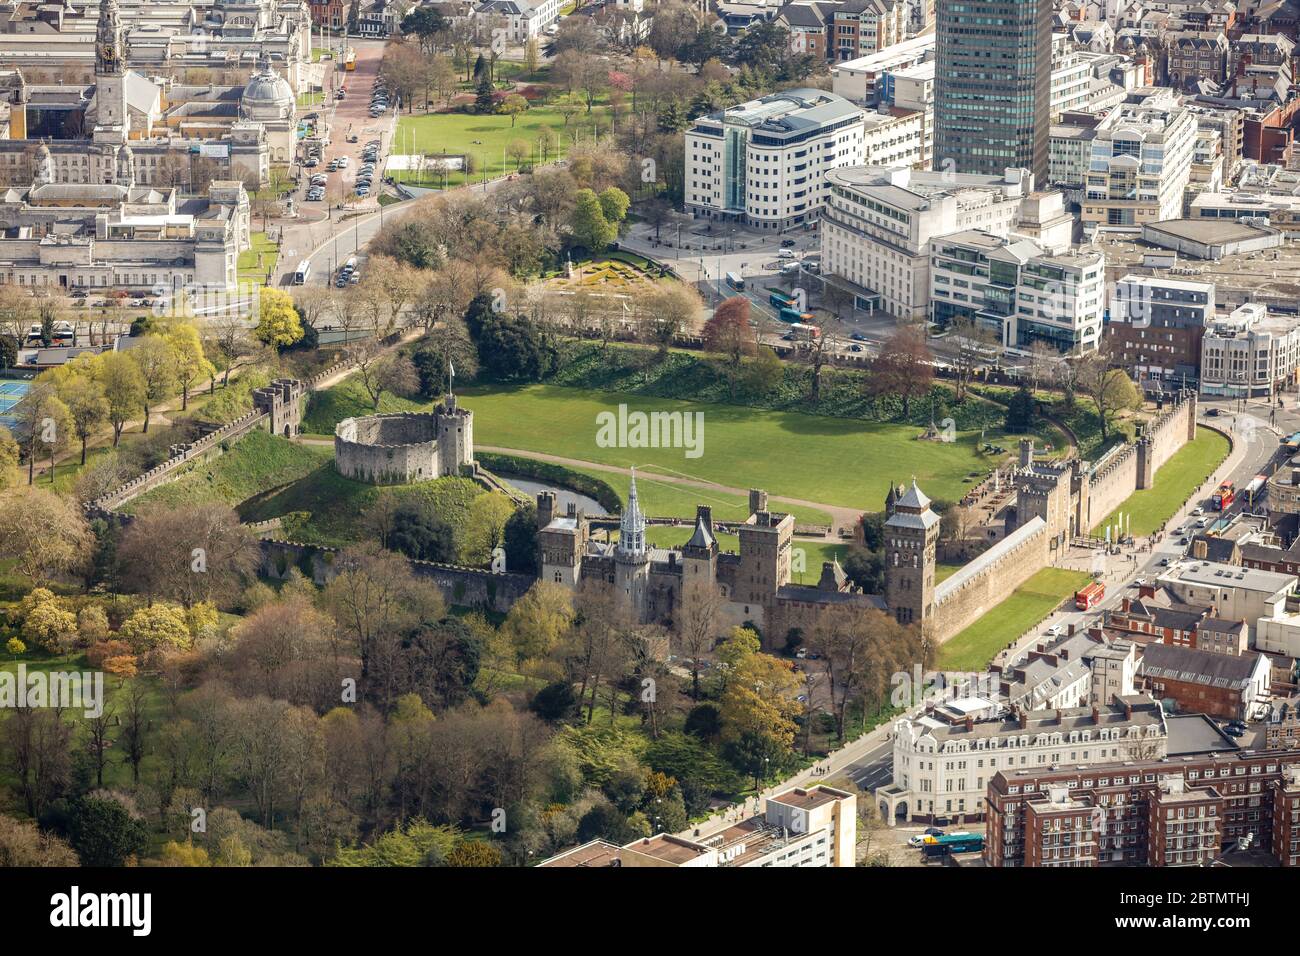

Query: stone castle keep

[334,396,474,485]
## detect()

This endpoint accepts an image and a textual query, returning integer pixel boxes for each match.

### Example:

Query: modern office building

[928,229,1105,352]
[1081,89,1198,235]
[684,89,866,231]
[933,0,1053,182]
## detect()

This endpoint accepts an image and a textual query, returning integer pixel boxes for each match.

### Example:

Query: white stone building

[878,697,1168,823]
[1200,303,1300,399]
[818,164,1034,320]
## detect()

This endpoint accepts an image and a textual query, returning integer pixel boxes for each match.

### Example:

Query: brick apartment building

[1139,644,1272,720]
[986,749,1300,867]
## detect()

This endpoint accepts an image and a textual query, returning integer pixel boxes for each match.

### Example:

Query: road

[272,39,400,289]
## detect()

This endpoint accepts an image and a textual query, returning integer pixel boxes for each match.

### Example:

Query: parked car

[336,157,349,168]
[1224,725,1246,738]
[346,133,359,143]
[850,331,868,341]
[304,157,319,168]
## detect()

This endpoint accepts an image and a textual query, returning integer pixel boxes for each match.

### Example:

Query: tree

[949,314,997,401]
[206,314,263,387]
[119,604,192,655]
[90,351,144,446]
[387,501,457,563]
[1005,383,1037,433]
[0,489,92,587]
[2,709,73,818]
[128,335,177,434]
[703,297,755,398]
[11,379,70,484]
[356,351,419,409]
[500,93,529,127]
[65,796,149,867]
[254,287,305,349]
[164,322,216,411]
[474,75,495,114]
[463,493,516,565]
[569,188,618,252]
[0,426,17,490]
[117,503,259,608]
[51,362,105,465]
[1076,352,1141,444]
[868,325,934,418]
[0,814,78,866]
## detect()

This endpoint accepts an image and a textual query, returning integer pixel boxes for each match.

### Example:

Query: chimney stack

[1091,705,1100,724]
[748,489,768,515]
[1018,709,1028,730]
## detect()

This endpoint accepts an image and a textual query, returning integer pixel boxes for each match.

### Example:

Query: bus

[921,832,984,858]
[779,307,814,324]
[1212,480,1235,511]
[1285,432,1300,453]
[1245,474,1267,506]
[1075,580,1105,611]
[768,288,794,310]
[292,259,311,285]
[725,272,745,291]
[344,48,356,71]
[789,322,820,341]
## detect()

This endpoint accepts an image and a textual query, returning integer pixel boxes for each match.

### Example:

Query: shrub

[5,637,25,655]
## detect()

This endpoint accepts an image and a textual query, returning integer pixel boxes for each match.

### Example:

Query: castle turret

[884,479,939,627]
[435,393,473,476]
[614,469,650,621]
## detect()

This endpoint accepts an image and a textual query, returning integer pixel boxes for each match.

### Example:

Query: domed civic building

[241,53,294,164]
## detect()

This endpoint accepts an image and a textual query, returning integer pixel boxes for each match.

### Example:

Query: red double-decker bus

[1075,581,1105,610]
[1212,480,1235,511]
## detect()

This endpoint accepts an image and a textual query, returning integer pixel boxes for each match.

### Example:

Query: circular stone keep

[334,413,442,485]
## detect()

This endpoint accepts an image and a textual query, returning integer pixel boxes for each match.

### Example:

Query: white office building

[684,89,866,231]
[819,165,1034,319]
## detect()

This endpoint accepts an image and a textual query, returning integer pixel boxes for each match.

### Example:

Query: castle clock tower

[883,480,939,628]
[93,0,129,143]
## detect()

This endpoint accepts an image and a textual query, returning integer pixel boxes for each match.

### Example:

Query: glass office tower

[934,0,1052,183]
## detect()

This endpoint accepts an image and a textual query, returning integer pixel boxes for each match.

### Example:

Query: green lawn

[394,104,612,188]
[297,90,325,108]
[122,430,332,514]
[936,567,1093,672]
[457,384,1006,511]
[1092,429,1231,536]
[306,375,1002,513]
[237,231,279,283]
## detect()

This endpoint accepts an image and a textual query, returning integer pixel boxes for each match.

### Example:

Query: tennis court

[0,380,30,430]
